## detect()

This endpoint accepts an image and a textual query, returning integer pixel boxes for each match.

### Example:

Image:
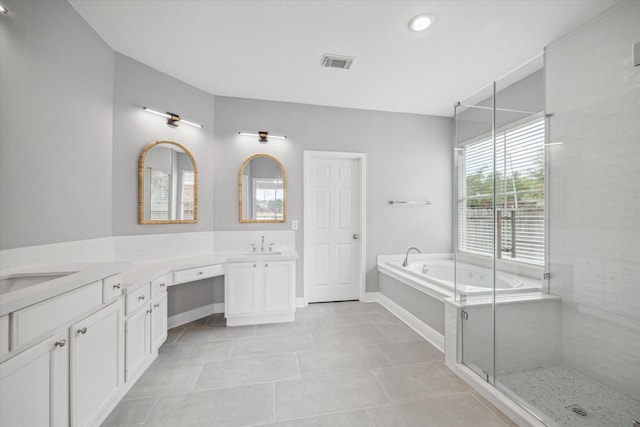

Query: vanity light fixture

[409,13,435,32]
[238,132,287,143]
[0,4,8,14]
[143,107,203,128]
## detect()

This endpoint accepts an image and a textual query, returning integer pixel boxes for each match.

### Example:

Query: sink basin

[245,251,282,256]
[0,272,78,295]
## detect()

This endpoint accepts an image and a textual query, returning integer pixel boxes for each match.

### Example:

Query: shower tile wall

[546,0,640,402]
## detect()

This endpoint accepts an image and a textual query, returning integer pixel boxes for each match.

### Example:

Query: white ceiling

[68,0,620,117]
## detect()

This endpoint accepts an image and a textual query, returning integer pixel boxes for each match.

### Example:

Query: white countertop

[0,262,130,316]
[0,249,300,314]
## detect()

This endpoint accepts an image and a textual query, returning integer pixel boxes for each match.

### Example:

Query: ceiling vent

[322,54,354,70]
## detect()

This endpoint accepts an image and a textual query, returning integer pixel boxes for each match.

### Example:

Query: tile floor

[102,301,517,427]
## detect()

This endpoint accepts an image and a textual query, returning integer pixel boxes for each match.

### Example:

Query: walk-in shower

[453,12,640,423]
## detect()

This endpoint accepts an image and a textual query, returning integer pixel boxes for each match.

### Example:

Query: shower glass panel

[454,82,496,384]
[491,55,559,423]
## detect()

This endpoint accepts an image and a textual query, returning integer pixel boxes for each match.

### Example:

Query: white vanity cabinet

[0,331,69,427]
[124,275,168,383]
[0,272,125,427]
[69,300,124,427]
[225,260,295,326]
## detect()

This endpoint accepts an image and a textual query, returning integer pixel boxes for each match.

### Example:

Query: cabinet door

[226,262,260,315]
[70,300,124,427]
[0,332,69,427]
[151,292,168,352]
[264,261,294,313]
[125,305,151,382]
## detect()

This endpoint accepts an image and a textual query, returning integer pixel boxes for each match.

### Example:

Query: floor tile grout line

[369,367,395,405]
[191,361,207,393]
[373,342,394,366]
[294,351,302,379]
[272,381,277,423]
[228,338,238,359]
[364,407,378,426]
[274,407,383,425]
[140,396,161,425]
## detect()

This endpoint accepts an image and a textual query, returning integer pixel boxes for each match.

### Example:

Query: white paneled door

[304,152,365,302]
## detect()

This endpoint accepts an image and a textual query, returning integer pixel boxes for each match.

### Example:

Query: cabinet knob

[160,282,166,287]
[147,309,152,314]
[197,271,204,276]
[253,264,257,268]
[55,339,67,348]
[77,327,88,335]
[154,303,160,309]
[113,283,121,289]
[265,264,269,267]
[138,295,146,301]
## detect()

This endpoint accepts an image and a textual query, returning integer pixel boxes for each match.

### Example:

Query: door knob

[353,234,359,240]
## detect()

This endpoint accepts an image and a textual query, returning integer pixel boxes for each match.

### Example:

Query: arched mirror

[138,140,198,224]
[239,154,286,223]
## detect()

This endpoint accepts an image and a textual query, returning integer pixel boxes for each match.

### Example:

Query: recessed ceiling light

[409,13,435,32]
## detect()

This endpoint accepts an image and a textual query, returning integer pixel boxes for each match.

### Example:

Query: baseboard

[167,303,224,329]
[363,291,444,352]
[296,297,308,308]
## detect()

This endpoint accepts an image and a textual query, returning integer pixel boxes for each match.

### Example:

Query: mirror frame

[138,140,198,224]
[238,153,287,223]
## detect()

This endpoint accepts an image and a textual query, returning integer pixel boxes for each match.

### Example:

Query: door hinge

[543,272,551,280]
[461,310,469,320]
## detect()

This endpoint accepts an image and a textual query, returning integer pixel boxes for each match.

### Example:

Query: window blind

[458,117,545,266]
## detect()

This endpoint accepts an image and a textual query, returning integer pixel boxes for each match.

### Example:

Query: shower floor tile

[499,366,640,427]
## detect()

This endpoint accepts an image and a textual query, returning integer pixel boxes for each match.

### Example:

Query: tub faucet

[402,247,422,267]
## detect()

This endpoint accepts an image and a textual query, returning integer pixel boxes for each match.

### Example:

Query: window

[458,117,545,266]
[150,170,169,220]
[181,171,195,220]
[253,179,284,221]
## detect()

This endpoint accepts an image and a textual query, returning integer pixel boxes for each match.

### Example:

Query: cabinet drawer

[174,264,223,285]
[126,285,151,315]
[151,276,168,299]
[103,274,123,303]
[11,281,103,349]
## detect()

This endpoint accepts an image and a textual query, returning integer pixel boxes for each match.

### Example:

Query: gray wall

[546,1,640,401]
[213,97,453,295]
[0,0,114,249]
[111,54,215,236]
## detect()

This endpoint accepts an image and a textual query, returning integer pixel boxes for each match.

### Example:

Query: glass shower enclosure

[454,46,640,427]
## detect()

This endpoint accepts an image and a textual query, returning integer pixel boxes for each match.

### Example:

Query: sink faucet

[260,235,265,252]
[402,247,422,267]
